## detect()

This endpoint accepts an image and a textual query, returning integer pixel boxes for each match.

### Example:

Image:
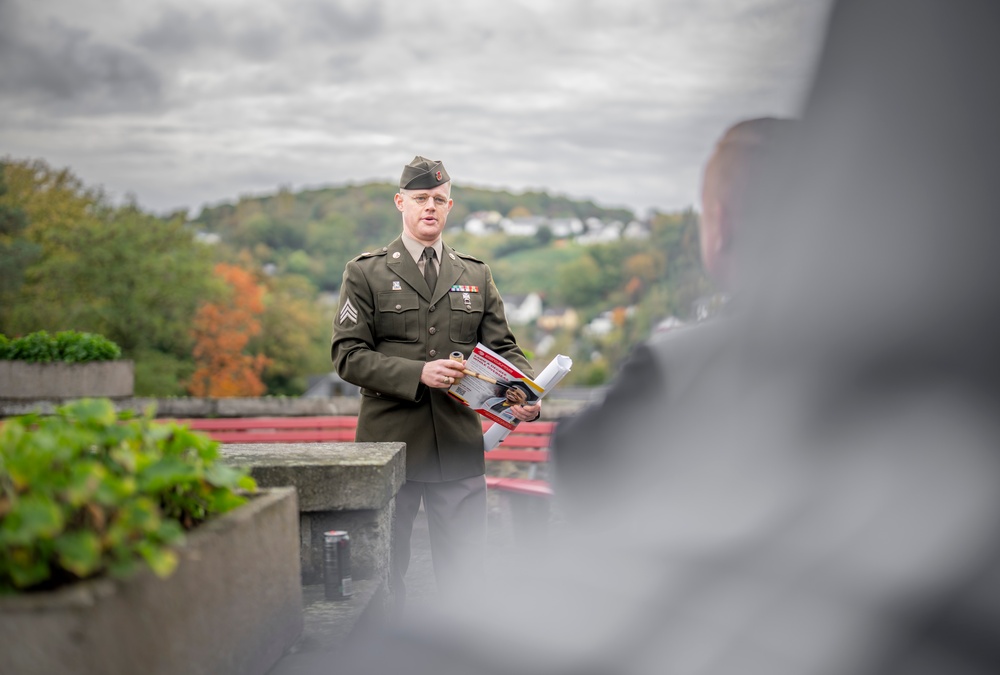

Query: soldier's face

[395,184,453,245]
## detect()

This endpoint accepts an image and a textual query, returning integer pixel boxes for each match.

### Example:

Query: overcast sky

[0,0,832,218]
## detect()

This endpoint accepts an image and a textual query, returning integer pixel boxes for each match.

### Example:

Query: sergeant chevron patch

[339,298,358,325]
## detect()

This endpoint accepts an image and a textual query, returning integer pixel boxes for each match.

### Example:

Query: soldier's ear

[394,193,405,212]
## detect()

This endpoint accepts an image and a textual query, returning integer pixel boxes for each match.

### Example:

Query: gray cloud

[136,8,225,57]
[299,0,384,42]
[0,0,833,215]
[136,1,383,65]
[0,4,162,114]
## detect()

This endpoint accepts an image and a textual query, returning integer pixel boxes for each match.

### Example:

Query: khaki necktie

[422,246,438,293]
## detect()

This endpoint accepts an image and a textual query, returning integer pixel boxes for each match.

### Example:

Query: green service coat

[331,236,533,482]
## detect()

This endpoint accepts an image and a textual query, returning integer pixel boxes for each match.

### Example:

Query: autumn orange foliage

[188,263,271,397]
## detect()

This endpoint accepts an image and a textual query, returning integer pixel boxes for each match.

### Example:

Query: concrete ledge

[0,360,134,400]
[220,443,405,588]
[220,443,405,513]
[0,395,357,418]
[0,395,586,420]
[149,396,360,418]
[0,487,302,675]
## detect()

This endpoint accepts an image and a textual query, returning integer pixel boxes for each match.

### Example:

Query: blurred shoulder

[645,317,732,365]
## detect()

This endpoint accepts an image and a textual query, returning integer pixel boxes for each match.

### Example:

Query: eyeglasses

[407,194,450,206]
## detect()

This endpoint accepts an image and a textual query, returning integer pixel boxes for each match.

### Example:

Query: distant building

[501,216,546,237]
[584,312,615,337]
[576,219,622,245]
[303,372,360,398]
[461,211,645,245]
[585,306,636,336]
[462,210,505,236]
[537,306,579,332]
[548,217,584,238]
[503,292,544,325]
[464,217,491,236]
[194,232,221,245]
[622,220,650,240]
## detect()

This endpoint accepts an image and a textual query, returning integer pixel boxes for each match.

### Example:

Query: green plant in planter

[0,330,122,363]
[0,398,256,595]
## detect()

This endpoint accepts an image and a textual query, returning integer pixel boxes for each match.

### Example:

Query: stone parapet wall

[1,395,587,419]
[0,395,358,418]
[0,360,134,400]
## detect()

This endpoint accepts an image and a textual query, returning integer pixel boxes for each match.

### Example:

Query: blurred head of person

[699,117,795,292]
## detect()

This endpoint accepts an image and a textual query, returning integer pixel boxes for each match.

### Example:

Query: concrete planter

[0,360,134,400]
[0,487,303,675]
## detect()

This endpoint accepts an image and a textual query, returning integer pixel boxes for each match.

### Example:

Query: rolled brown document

[450,350,520,392]
[461,369,513,388]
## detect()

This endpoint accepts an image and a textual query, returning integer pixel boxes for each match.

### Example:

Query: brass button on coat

[429,327,436,334]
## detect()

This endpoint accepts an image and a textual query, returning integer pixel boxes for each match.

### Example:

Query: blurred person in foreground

[338,1,1000,673]
[549,116,796,522]
[331,156,540,611]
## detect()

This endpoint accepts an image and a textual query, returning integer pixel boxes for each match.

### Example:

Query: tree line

[0,157,709,395]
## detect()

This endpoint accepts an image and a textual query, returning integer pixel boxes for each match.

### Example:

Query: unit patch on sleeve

[339,298,358,325]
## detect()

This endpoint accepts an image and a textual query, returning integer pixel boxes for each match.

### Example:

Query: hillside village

[312,206,680,355]
[306,206,695,397]
[455,210,690,352]
[498,289,688,358]
[460,211,650,245]
[1,158,710,396]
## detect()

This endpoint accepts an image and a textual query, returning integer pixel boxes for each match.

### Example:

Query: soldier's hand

[510,400,541,422]
[421,359,466,389]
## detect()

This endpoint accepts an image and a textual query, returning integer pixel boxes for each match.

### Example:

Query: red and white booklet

[447,343,543,430]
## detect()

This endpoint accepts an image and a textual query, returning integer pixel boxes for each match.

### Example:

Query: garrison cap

[399,156,450,189]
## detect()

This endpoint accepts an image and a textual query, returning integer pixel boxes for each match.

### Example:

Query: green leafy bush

[0,399,256,594]
[0,330,122,363]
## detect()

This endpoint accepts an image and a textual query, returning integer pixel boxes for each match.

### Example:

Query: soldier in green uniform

[331,156,541,608]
